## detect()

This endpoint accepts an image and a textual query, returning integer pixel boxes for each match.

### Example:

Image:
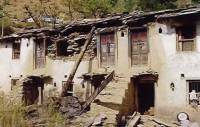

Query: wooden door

[35,39,45,68]
[131,29,148,65]
[100,33,115,67]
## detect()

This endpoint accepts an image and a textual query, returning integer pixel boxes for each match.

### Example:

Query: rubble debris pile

[25,105,47,127]
[126,113,176,127]
[25,96,83,126]
[50,96,82,119]
[84,113,107,127]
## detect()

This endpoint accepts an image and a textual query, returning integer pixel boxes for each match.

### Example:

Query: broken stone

[58,96,82,119]
[180,120,190,127]
[84,117,95,127]
[190,122,200,127]
[92,113,107,126]
[25,105,40,119]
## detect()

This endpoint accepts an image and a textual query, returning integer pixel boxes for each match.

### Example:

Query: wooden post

[61,27,96,96]
[38,87,43,105]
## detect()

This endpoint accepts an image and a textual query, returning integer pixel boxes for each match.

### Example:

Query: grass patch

[0,94,27,127]
[46,101,65,127]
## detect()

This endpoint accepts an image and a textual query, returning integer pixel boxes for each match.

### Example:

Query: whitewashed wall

[0,38,34,91]
[46,58,90,100]
[0,38,90,101]
[149,22,200,121]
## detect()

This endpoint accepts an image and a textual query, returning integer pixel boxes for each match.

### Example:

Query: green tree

[23,0,62,28]
[136,0,177,11]
[112,0,126,13]
[62,0,83,20]
[125,0,137,12]
[82,0,113,18]
[192,0,199,3]
[64,0,113,18]
[0,6,3,18]
[176,0,192,7]
[0,0,12,36]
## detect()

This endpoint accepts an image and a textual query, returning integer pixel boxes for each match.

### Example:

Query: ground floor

[6,65,200,125]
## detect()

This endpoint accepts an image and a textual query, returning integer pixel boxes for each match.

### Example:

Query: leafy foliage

[136,0,177,11]
[0,0,198,31]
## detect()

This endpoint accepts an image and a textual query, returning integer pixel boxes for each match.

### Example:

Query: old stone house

[1,7,200,123]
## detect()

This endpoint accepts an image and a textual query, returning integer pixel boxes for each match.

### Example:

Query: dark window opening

[131,28,148,65]
[56,42,68,56]
[54,83,57,87]
[62,81,73,96]
[12,43,20,59]
[176,25,196,51]
[121,31,124,37]
[45,38,53,55]
[100,32,115,67]
[11,79,19,90]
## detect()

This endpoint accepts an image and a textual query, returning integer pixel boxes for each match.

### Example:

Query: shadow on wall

[116,82,135,126]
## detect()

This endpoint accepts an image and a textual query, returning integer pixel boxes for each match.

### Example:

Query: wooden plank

[126,112,137,126]
[80,71,115,113]
[127,115,141,127]
[151,118,173,127]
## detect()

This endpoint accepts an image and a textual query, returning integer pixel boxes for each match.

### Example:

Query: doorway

[132,74,157,114]
[22,76,44,105]
[137,82,154,114]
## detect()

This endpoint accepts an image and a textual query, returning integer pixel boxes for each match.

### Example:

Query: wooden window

[100,32,115,67]
[12,43,20,59]
[177,25,196,51]
[131,28,148,65]
[62,81,73,96]
[11,79,19,90]
[187,80,200,105]
[35,39,46,69]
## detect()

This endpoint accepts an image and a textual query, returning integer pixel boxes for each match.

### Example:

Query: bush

[0,17,14,36]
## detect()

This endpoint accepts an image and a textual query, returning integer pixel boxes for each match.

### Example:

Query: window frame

[35,38,46,69]
[56,41,68,57]
[187,80,200,105]
[12,42,21,59]
[62,81,73,96]
[176,25,196,52]
[129,27,149,66]
[11,79,19,90]
[99,32,116,67]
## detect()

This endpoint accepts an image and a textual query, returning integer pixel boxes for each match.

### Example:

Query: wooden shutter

[35,39,45,68]
[131,29,148,65]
